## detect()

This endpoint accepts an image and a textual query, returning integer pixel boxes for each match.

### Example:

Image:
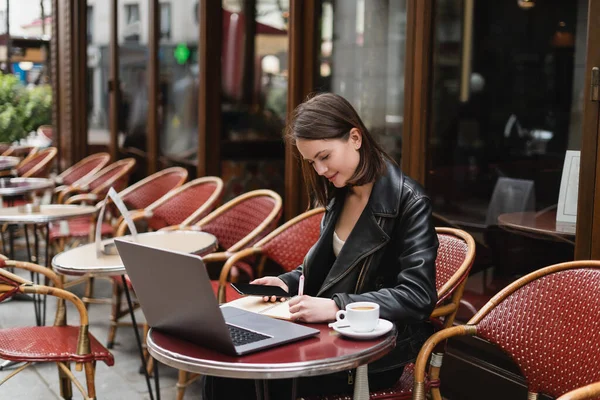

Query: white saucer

[329,319,394,340]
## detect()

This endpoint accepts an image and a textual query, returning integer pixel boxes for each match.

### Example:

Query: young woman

[205,92,438,398]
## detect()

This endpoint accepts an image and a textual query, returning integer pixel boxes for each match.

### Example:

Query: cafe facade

[49,1,600,398]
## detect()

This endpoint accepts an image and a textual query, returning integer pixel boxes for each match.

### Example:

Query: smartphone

[230,283,289,298]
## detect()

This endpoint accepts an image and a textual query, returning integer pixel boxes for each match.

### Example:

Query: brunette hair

[285,93,389,206]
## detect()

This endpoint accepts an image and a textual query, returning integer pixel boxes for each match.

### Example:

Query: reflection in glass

[87,0,112,150]
[317,0,408,163]
[427,0,587,321]
[220,0,289,201]
[159,1,199,172]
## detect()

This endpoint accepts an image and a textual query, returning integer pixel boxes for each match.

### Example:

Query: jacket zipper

[354,216,384,293]
[354,256,373,294]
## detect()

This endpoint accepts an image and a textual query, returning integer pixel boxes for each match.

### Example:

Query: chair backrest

[86,158,136,195]
[434,227,476,303]
[2,145,38,159]
[469,261,600,399]
[56,153,110,186]
[195,189,282,252]
[485,177,535,226]
[16,147,57,178]
[256,208,324,272]
[118,167,188,211]
[37,125,53,140]
[147,176,224,230]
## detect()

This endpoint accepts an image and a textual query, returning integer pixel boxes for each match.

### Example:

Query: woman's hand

[288,295,339,323]
[250,277,289,302]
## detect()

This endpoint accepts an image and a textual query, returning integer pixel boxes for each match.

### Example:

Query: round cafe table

[147,323,397,400]
[0,177,54,201]
[497,209,575,244]
[0,156,20,174]
[52,230,218,400]
[0,204,97,326]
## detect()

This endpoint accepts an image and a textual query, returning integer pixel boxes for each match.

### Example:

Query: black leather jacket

[279,159,438,372]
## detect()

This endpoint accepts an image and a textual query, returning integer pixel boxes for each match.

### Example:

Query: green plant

[0,73,52,143]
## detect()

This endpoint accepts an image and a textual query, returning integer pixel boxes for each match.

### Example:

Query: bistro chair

[557,381,600,400]
[181,189,283,270]
[107,177,224,349]
[215,207,325,303]
[174,207,324,400]
[156,189,282,391]
[15,146,57,178]
[52,167,188,306]
[52,166,187,246]
[37,125,54,142]
[412,260,600,400]
[53,152,111,191]
[1,145,38,159]
[56,158,136,204]
[0,258,114,399]
[114,176,224,236]
[304,227,476,400]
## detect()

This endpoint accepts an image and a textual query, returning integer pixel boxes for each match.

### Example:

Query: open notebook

[223,296,292,320]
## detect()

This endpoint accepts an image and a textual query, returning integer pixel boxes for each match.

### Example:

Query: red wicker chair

[37,125,54,142]
[175,207,323,400]
[179,189,283,268]
[0,258,114,399]
[56,158,136,204]
[304,227,476,400]
[107,176,224,349]
[51,166,187,247]
[2,145,38,159]
[15,146,57,178]
[54,152,111,190]
[558,381,600,400]
[413,260,600,400]
[114,176,224,236]
[215,207,325,303]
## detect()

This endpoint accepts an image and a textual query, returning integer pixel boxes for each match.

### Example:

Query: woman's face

[296,129,362,188]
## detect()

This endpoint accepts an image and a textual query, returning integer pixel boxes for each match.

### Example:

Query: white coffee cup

[335,302,380,333]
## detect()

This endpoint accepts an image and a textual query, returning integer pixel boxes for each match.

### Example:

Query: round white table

[52,230,218,400]
[0,156,20,173]
[0,177,54,199]
[52,230,218,276]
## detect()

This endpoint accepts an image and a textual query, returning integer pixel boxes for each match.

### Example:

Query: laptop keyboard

[227,324,270,346]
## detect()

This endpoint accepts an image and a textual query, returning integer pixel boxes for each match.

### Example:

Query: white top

[333,231,345,257]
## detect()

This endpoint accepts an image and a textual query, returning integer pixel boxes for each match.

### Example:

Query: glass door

[426,0,588,321]
[316,0,408,163]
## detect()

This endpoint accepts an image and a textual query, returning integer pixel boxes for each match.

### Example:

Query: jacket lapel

[317,201,390,296]
[306,159,404,297]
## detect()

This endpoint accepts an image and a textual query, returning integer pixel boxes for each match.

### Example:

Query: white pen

[298,274,305,296]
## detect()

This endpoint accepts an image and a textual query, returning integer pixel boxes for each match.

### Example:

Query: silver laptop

[114,239,320,356]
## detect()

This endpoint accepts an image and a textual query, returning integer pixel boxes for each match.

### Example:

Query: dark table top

[147,323,397,380]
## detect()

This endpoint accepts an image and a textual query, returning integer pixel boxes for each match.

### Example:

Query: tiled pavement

[0,268,204,400]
